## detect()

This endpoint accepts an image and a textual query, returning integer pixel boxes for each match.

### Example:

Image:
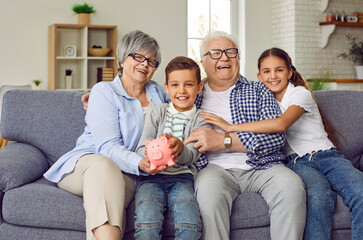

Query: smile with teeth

[136,68,147,74]
[268,80,280,86]
[176,96,188,100]
[217,65,230,69]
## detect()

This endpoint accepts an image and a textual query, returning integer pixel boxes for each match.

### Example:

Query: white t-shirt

[200,83,252,170]
[278,83,334,156]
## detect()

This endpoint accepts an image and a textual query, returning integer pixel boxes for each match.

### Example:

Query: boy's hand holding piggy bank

[145,136,175,170]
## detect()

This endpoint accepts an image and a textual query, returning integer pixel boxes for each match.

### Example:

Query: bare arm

[201,105,305,134]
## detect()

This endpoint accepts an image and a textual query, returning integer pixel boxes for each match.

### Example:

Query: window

[187,0,235,77]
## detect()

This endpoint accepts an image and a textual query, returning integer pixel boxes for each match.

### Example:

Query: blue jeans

[134,174,202,240]
[286,148,363,240]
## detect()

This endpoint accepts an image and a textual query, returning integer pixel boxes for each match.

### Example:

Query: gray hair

[117,30,161,72]
[199,31,240,60]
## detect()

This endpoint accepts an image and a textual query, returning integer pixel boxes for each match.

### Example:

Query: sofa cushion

[314,90,363,170]
[1,90,86,166]
[0,143,48,192]
[230,193,270,229]
[2,178,85,231]
[0,222,85,240]
[333,196,351,229]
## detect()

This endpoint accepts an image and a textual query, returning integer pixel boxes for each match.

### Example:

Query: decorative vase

[65,76,72,89]
[78,13,90,25]
[355,66,363,79]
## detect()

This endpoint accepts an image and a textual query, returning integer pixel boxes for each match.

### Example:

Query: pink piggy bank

[145,136,175,170]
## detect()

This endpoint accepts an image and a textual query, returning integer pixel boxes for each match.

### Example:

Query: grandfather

[184,31,306,240]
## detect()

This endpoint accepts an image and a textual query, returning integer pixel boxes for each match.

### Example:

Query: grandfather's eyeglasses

[128,53,159,68]
[203,48,239,60]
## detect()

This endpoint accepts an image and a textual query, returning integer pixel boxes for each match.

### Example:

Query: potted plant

[32,79,42,89]
[338,34,363,79]
[72,3,96,25]
[307,71,332,91]
[65,69,73,89]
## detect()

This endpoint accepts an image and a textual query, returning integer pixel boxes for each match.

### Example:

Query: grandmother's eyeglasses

[203,48,239,60]
[128,53,159,68]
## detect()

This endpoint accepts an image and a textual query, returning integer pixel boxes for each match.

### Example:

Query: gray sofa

[0,89,362,240]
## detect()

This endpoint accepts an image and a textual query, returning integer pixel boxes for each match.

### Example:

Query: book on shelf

[97,67,115,82]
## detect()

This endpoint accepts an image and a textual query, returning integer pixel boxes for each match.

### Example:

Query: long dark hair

[258,47,340,148]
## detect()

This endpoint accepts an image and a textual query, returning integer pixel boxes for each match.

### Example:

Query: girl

[201,47,363,240]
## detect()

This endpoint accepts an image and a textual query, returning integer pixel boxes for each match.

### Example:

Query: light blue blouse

[44,75,169,183]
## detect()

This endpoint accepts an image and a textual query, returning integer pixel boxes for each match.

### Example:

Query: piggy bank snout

[150,149,163,160]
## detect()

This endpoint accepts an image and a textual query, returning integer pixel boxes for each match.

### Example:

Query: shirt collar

[278,82,294,105]
[110,74,158,99]
[167,102,196,119]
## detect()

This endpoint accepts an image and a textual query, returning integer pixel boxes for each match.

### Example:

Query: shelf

[307,79,363,83]
[319,22,363,48]
[48,24,117,90]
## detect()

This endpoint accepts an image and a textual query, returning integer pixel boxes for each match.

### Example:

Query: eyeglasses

[128,53,159,68]
[203,48,239,60]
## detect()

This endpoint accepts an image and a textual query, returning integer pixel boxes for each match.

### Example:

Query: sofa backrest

[314,90,363,171]
[1,90,86,166]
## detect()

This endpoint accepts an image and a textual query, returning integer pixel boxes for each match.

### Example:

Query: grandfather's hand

[138,157,167,175]
[184,128,225,153]
[81,92,90,111]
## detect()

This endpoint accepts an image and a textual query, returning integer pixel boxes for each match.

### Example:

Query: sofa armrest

[0,142,48,192]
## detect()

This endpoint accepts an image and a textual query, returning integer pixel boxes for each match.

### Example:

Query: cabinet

[48,24,117,90]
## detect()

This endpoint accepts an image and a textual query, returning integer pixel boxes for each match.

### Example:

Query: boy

[134,56,209,239]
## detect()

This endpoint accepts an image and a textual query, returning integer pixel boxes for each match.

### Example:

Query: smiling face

[257,55,293,101]
[164,69,203,112]
[201,37,240,90]
[120,51,157,85]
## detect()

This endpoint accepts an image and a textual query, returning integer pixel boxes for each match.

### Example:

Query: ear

[197,82,203,94]
[164,83,169,95]
[145,140,151,148]
[257,72,263,83]
[288,68,293,80]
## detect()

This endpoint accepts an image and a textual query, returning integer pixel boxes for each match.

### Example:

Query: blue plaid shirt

[194,74,286,170]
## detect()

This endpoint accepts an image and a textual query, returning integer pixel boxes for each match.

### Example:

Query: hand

[138,157,167,175]
[81,92,90,111]
[184,128,224,153]
[200,112,233,132]
[163,134,183,161]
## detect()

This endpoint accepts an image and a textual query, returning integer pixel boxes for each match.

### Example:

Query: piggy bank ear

[145,140,151,148]
[160,136,169,144]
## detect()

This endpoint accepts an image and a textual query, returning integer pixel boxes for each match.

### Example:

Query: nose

[220,51,229,61]
[178,85,186,93]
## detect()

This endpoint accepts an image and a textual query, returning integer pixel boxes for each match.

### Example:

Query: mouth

[268,80,280,86]
[176,96,189,100]
[217,65,231,70]
[136,68,147,74]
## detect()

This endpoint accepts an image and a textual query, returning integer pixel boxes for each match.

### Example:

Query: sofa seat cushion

[230,193,270,229]
[2,178,85,231]
[333,196,351,229]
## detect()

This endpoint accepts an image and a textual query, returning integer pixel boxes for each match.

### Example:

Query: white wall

[272,0,362,80]
[0,0,187,89]
[238,0,273,81]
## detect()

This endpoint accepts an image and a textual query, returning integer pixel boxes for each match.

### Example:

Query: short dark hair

[165,56,201,84]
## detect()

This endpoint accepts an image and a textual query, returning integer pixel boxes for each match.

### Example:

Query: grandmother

[44,30,169,240]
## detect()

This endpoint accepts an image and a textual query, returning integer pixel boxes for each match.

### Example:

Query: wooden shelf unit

[319,22,363,48]
[48,24,117,91]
